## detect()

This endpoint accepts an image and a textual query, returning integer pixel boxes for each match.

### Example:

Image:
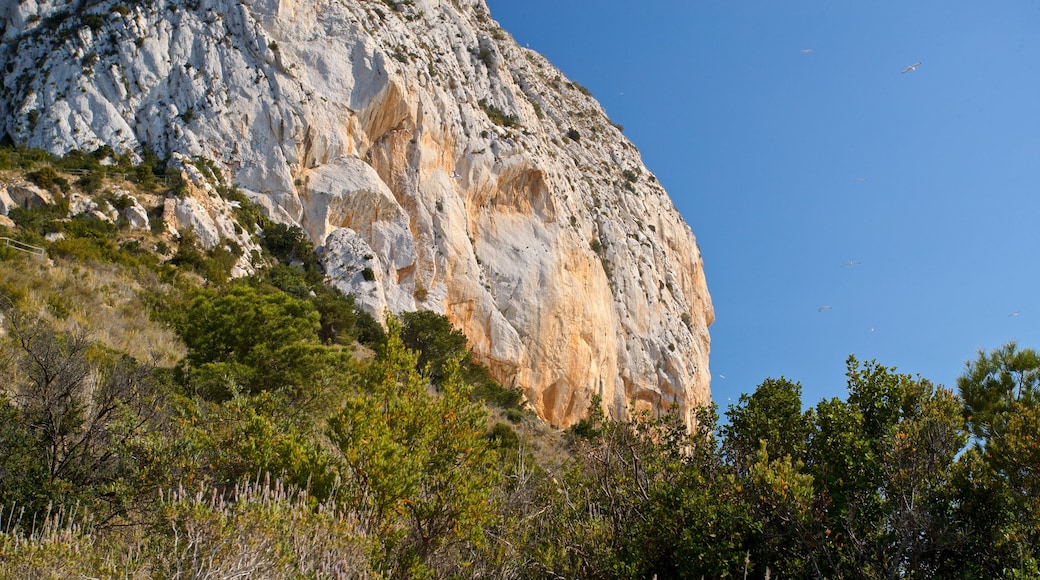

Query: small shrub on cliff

[260,222,314,265]
[478,99,520,128]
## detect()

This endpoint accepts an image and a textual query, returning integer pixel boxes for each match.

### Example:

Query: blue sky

[485,0,1040,411]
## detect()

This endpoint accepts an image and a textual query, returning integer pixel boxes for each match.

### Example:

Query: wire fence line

[1,153,173,186]
[46,167,172,186]
[0,237,46,259]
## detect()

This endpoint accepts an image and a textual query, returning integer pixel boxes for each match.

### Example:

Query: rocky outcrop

[0,0,713,427]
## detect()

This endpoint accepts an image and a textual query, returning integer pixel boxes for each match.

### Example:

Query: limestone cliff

[0,0,713,427]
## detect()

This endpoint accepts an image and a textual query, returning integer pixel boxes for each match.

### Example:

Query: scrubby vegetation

[1,148,1038,577]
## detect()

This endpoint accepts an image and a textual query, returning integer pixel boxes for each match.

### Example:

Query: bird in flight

[1009,311,1020,317]
[902,62,921,74]
[800,49,813,54]
[818,305,832,312]
[842,261,861,267]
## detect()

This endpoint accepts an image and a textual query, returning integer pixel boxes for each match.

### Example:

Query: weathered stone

[5,184,53,209]
[0,186,16,215]
[68,192,102,219]
[124,197,150,230]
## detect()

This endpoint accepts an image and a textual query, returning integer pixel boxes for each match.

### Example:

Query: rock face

[0,0,713,427]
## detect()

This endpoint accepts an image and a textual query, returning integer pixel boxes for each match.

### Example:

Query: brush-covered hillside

[1,149,1038,579]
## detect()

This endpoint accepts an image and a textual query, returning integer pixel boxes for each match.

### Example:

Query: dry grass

[0,254,185,367]
[0,478,375,579]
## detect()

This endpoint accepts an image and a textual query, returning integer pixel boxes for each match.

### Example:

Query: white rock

[124,197,151,230]
[68,192,100,217]
[4,184,53,209]
[321,227,389,321]
[0,186,16,215]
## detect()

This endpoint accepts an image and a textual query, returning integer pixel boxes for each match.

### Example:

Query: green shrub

[479,99,520,128]
[260,222,313,264]
[399,310,469,383]
[470,375,522,410]
[82,13,103,31]
[8,202,68,237]
[26,166,69,193]
[170,233,243,285]
[486,422,520,449]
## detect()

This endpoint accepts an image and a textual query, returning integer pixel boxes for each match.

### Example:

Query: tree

[177,284,325,399]
[957,341,1040,443]
[399,310,469,383]
[722,376,814,475]
[260,222,315,266]
[803,357,971,578]
[327,317,499,577]
[0,308,158,522]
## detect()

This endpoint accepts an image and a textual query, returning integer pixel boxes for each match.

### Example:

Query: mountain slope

[0,0,712,427]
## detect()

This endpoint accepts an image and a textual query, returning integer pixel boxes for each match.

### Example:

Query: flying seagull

[842,261,861,267]
[1009,311,1020,317]
[818,305,832,312]
[800,49,813,54]
[902,62,921,74]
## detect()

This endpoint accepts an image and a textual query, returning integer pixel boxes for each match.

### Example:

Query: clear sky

[485,0,1040,412]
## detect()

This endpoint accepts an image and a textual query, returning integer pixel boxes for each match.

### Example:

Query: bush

[76,171,103,194]
[7,202,68,238]
[26,166,70,193]
[479,99,520,128]
[260,222,314,265]
[471,375,523,410]
[399,310,469,383]
[486,422,520,450]
[170,233,243,285]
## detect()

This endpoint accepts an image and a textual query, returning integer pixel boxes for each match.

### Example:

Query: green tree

[958,341,1040,443]
[722,376,814,475]
[399,310,469,383]
[327,317,499,577]
[955,343,1040,574]
[260,222,315,266]
[533,404,752,579]
[803,357,971,578]
[177,284,325,399]
[745,442,820,577]
[883,380,967,577]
